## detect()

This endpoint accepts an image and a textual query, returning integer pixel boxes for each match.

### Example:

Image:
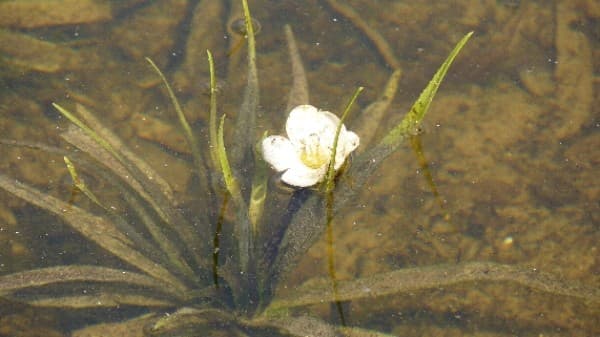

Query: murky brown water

[0,1,598,336]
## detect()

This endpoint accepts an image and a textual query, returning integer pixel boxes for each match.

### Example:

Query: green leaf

[63,156,102,206]
[249,132,269,232]
[380,31,473,149]
[217,115,242,204]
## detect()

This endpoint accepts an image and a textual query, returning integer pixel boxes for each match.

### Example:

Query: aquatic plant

[0,1,598,336]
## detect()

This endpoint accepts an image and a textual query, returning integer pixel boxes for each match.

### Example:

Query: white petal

[261,135,299,172]
[281,163,327,187]
[330,130,359,169]
[286,105,339,145]
[343,130,360,152]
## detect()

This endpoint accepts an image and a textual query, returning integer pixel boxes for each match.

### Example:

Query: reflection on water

[0,1,598,336]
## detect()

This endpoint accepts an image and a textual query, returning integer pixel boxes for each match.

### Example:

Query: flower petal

[334,130,360,169]
[261,135,299,172]
[286,105,339,146]
[280,162,327,187]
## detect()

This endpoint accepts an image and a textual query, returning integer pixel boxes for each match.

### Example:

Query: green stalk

[324,87,364,193]
[207,50,220,170]
[144,57,204,182]
[321,86,363,325]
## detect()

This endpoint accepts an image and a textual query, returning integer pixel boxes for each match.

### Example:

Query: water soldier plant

[0,1,598,336]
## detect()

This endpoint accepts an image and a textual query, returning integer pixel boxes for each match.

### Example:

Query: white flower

[261,104,360,187]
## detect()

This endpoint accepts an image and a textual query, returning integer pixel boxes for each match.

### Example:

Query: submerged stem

[321,87,364,325]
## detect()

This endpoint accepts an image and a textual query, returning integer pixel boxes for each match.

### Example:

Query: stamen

[300,134,330,169]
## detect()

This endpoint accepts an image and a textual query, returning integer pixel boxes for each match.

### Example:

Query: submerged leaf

[146,307,242,337]
[231,0,260,173]
[0,175,189,296]
[324,0,400,70]
[17,293,175,308]
[59,105,211,277]
[0,266,180,308]
[259,315,338,337]
[60,125,148,203]
[4,133,198,283]
[267,262,600,310]
[218,115,256,307]
[254,315,396,337]
[284,25,309,111]
[0,265,168,295]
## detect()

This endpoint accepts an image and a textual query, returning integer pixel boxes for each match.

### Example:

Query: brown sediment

[0,0,112,29]
[173,0,226,95]
[0,30,85,73]
[552,0,593,139]
[323,0,400,70]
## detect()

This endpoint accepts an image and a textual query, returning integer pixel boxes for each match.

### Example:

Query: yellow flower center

[299,134,330,169]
